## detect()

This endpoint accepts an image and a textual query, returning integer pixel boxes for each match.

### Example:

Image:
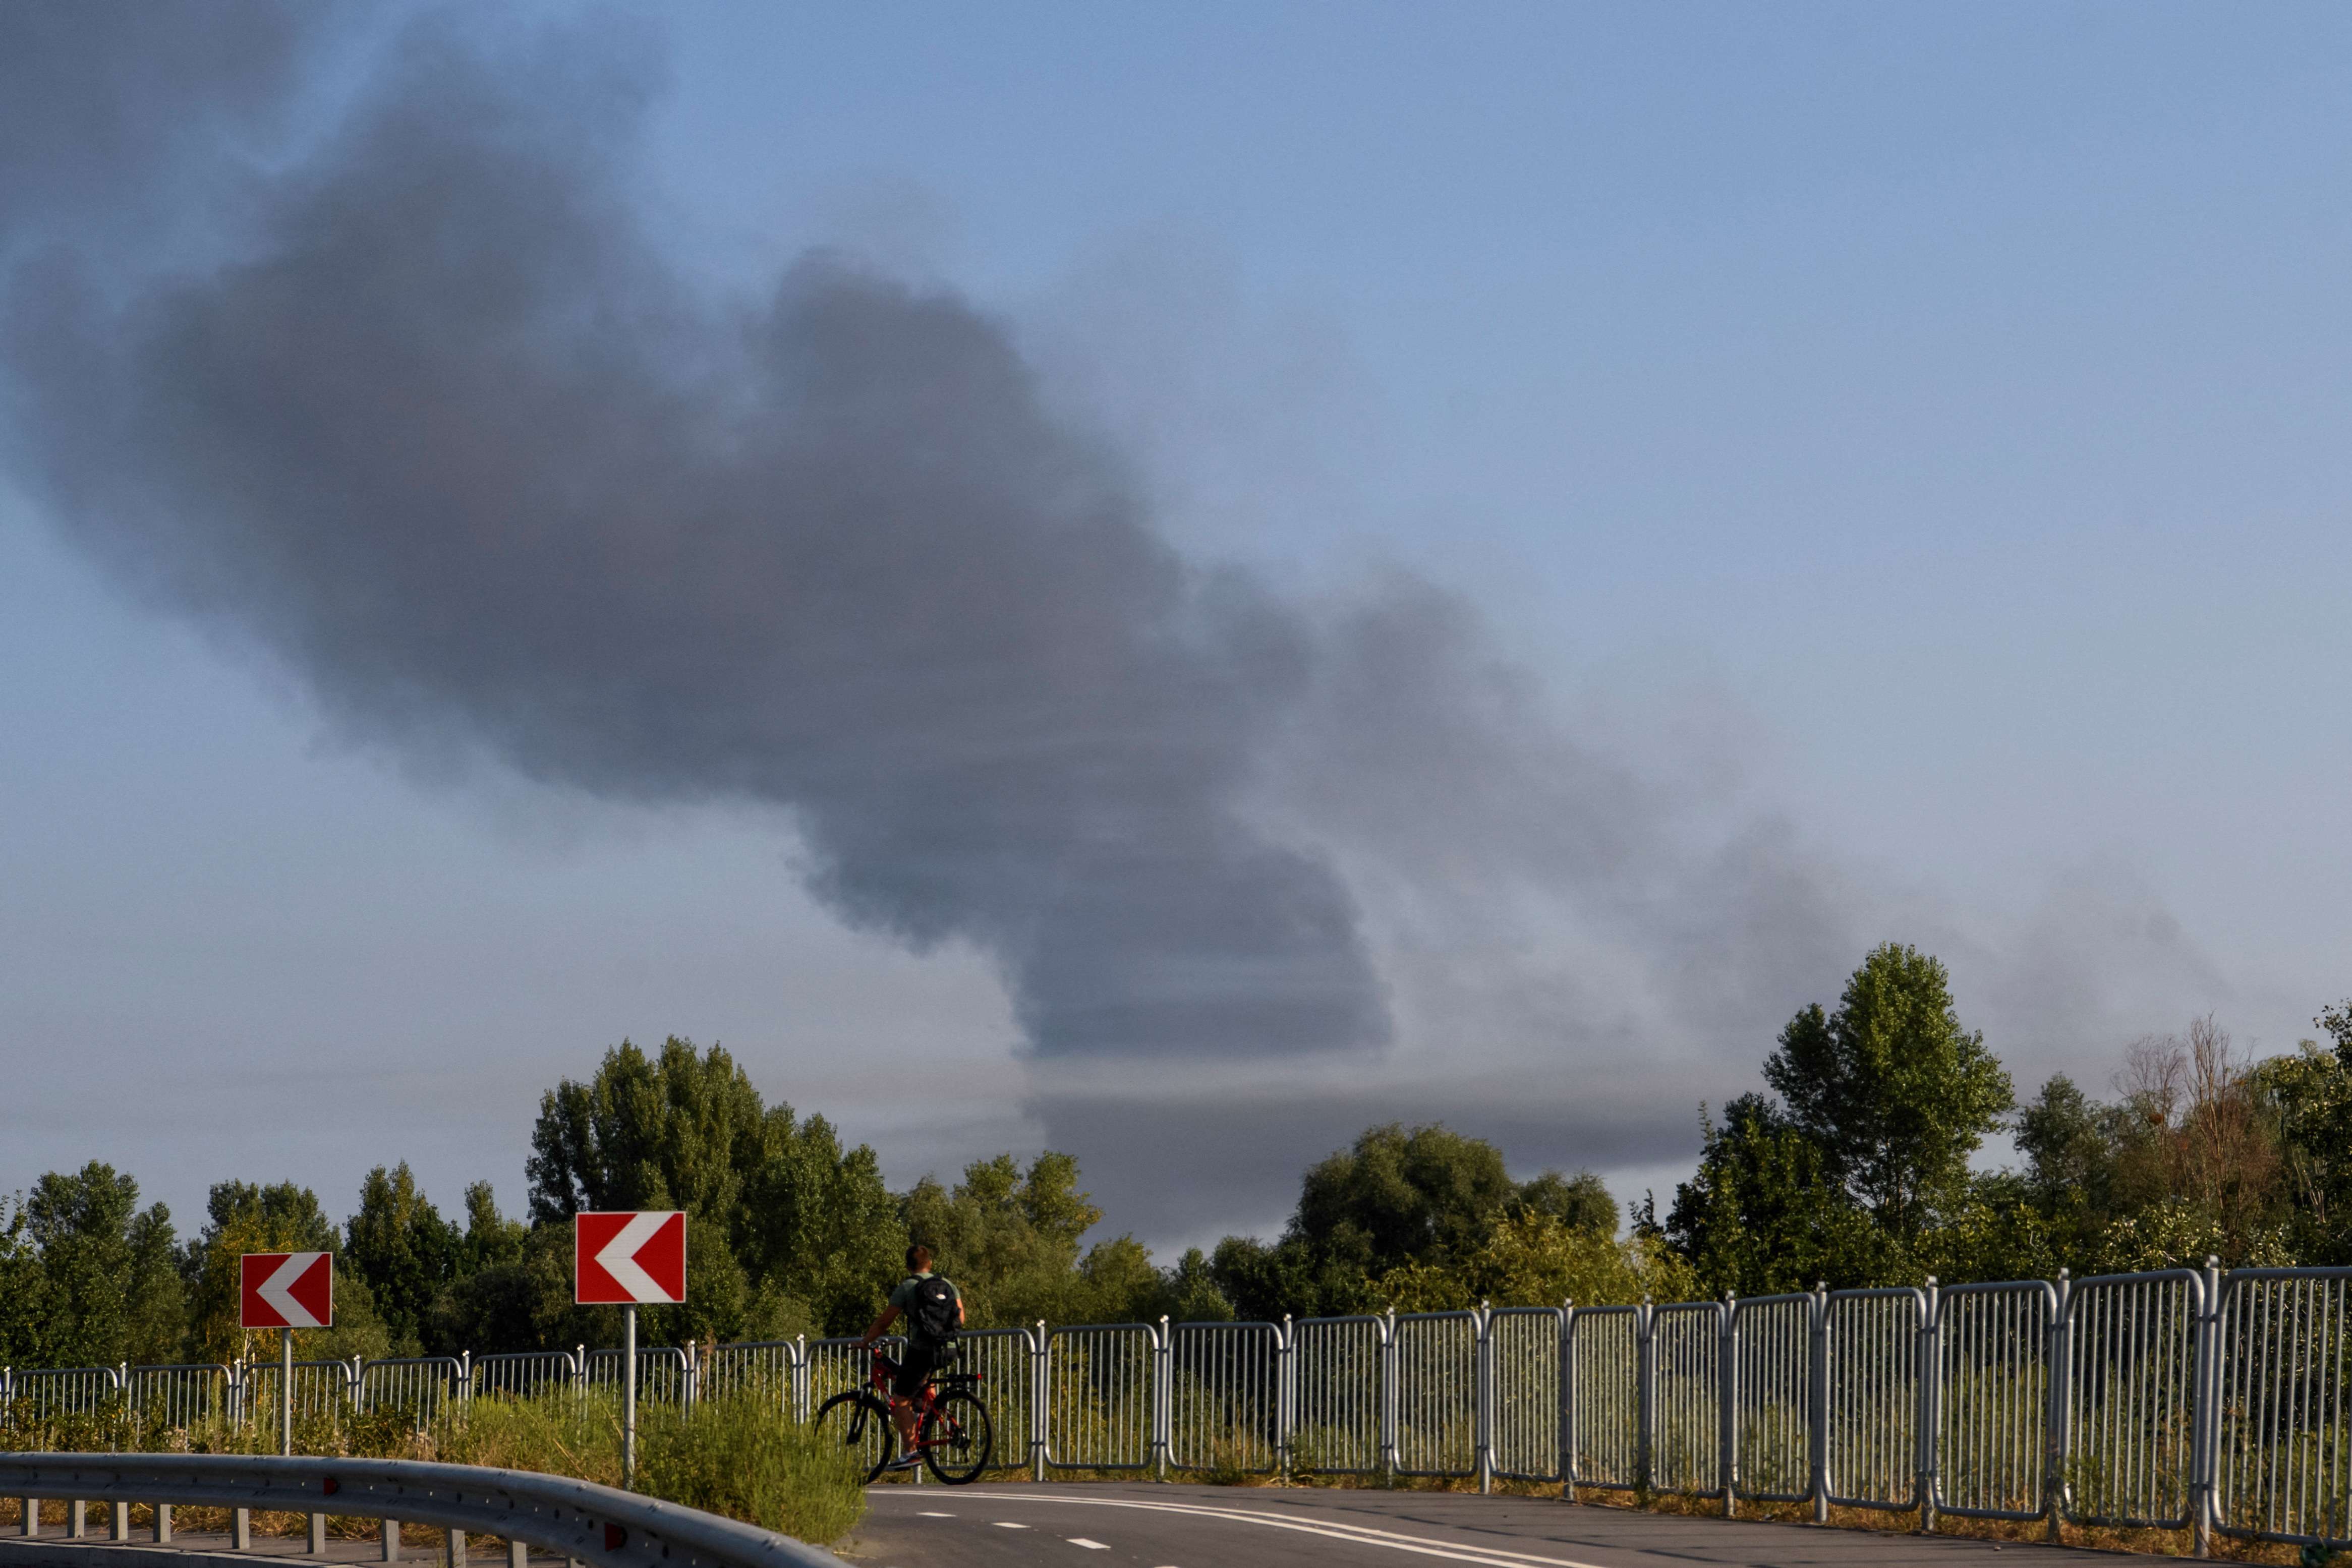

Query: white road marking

[1066,1540,1109,1551]
[915,1511,954,1517]
[942,1492,1615,1568]
[991,1521,1029,1529]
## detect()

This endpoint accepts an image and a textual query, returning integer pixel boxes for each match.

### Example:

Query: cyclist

[858,1243,964,1469]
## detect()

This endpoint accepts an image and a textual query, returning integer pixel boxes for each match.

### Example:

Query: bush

[636,1389,866,1545]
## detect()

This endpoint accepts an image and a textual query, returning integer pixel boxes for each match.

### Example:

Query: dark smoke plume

[1,9,1387,1060]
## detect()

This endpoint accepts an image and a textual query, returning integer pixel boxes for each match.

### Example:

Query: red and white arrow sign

[240,1251,334,1329]
[575,1211,686,1305]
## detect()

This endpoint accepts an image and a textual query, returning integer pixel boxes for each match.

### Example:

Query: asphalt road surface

[844,1482,2137,1566]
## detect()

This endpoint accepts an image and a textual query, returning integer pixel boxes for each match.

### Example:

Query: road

[843,1482,2131,1566]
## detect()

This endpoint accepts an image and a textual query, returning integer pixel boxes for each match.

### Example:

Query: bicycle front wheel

[920,1387,994,1484]
[813,1389,896,1483]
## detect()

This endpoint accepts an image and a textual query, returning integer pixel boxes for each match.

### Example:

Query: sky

[2,3,2347,1257]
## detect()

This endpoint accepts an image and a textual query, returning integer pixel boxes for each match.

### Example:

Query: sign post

[239,1252,333,1456]
[574,1212,686,1490]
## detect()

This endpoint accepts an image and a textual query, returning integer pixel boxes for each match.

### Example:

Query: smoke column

[1,8,1388,1061]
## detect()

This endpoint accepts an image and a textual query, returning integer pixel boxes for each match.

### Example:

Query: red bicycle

[812,1347,994,1484]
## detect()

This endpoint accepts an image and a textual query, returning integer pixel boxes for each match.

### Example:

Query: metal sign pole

[623,1305,638,1490]
[280,1329,294,1457]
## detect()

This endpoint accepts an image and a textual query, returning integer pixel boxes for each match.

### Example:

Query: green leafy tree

[2014,1073,2122,1263]
[1209,1122,1599,1319]
[526,1038,902,1343]
[900,1152,1169,1327]
[457,1182,528,1273]
[182,1180,389,1364]
[1383,1206,1695,1312]
[0,1198,41,1366]
[25,1163,183,1367]
[1293,1123,1518,1279]
[1763,943,2014,1245]
[1158,1248,1235,1324]
[2259,1002,2352,1264]
[345,1163,462,1357]
[1662,1094,1891,1295]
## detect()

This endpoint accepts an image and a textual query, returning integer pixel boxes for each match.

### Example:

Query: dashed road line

[1065,1540,1109,1551]
[934,1491,1614,1568]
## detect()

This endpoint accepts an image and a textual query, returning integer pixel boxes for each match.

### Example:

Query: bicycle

[812,1346,993,1484]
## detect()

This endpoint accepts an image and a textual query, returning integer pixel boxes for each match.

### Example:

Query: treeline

[1662,944,2352,1294]
[6,942,2350,1370]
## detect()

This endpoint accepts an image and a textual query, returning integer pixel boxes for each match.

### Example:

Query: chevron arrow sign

[575,1211,686,1305]
[240,1251,334,1329]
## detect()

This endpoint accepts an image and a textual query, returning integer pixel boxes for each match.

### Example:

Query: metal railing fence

[1486,1307,1563,1482]
[1287,1314,1385,1475]
[1937,1280,2054,1521]
[1825,1287,1923,1513]
[17,1260,2352,1549]
[1731,1293,1812,1503]
[471,1349,580,1402]
[2214,1268,2352,1548]
[1165,1321,1280,1475]
[1043,1323,1156,1470]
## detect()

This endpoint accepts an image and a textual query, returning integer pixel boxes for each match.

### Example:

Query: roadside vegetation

[0,1386,866,1548]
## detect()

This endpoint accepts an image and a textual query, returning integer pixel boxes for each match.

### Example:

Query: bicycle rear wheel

[813,1389,896,1483]
[920,1387,994,1484]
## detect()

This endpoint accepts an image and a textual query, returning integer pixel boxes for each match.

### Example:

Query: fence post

[1637,1298,1656,1499]
[1720,1294,1737,1518]
[1476,1302,1494,1495]
[792,1335,807,1422]
[1276,1315,1294,1481]
[1152,1317,1171,1482]
[1381,1308,1398,1485]
[1031,1322,1048,1482]
[2046,1269,2071,1541]
[1918,1277,1940,1534]
[1809,1282,1829,1523]
[684,1341,697,1416]
[2192,1256,2221,1559]
[1560,1297,1576,1502]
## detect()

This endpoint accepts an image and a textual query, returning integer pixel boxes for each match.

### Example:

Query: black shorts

[892,1341,948,1399]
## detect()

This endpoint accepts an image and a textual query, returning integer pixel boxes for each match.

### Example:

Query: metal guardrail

[0,1454,840,1568]
[16,1260,2352,1550]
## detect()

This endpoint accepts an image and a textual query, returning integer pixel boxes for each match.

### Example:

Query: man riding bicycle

[859,1243,964,1470]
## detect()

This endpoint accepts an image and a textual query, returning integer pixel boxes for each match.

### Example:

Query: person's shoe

[881,1455,921,1472]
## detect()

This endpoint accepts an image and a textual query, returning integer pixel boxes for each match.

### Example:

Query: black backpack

[910,1274,959,1348]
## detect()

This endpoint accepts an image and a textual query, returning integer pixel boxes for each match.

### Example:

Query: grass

[0,1387,866,1550]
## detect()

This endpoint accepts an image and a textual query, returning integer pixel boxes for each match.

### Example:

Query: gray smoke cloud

[2,8,1386,1060]
[0,2,315,231]
[2,5,2233,1198]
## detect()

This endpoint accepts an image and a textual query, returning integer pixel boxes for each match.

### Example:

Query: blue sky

[3,3,2347,1250]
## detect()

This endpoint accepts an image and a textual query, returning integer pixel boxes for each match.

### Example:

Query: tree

[345,1164,461,1357]
[526,1038,903,1342]
[1292,1123,1518,1280]
[900,1153,1099,1328]
[2259,1002,2352,1264]
[25,1162,183,1368]
[457,1182,527,1274]
[0,1198,40,1366]
[1661,1094,1890,1296]
[1207,1122,1600,1319]
[182,1180,389,1364]
[1514,1171,1618,1236]
[1763,943,2013,1244]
